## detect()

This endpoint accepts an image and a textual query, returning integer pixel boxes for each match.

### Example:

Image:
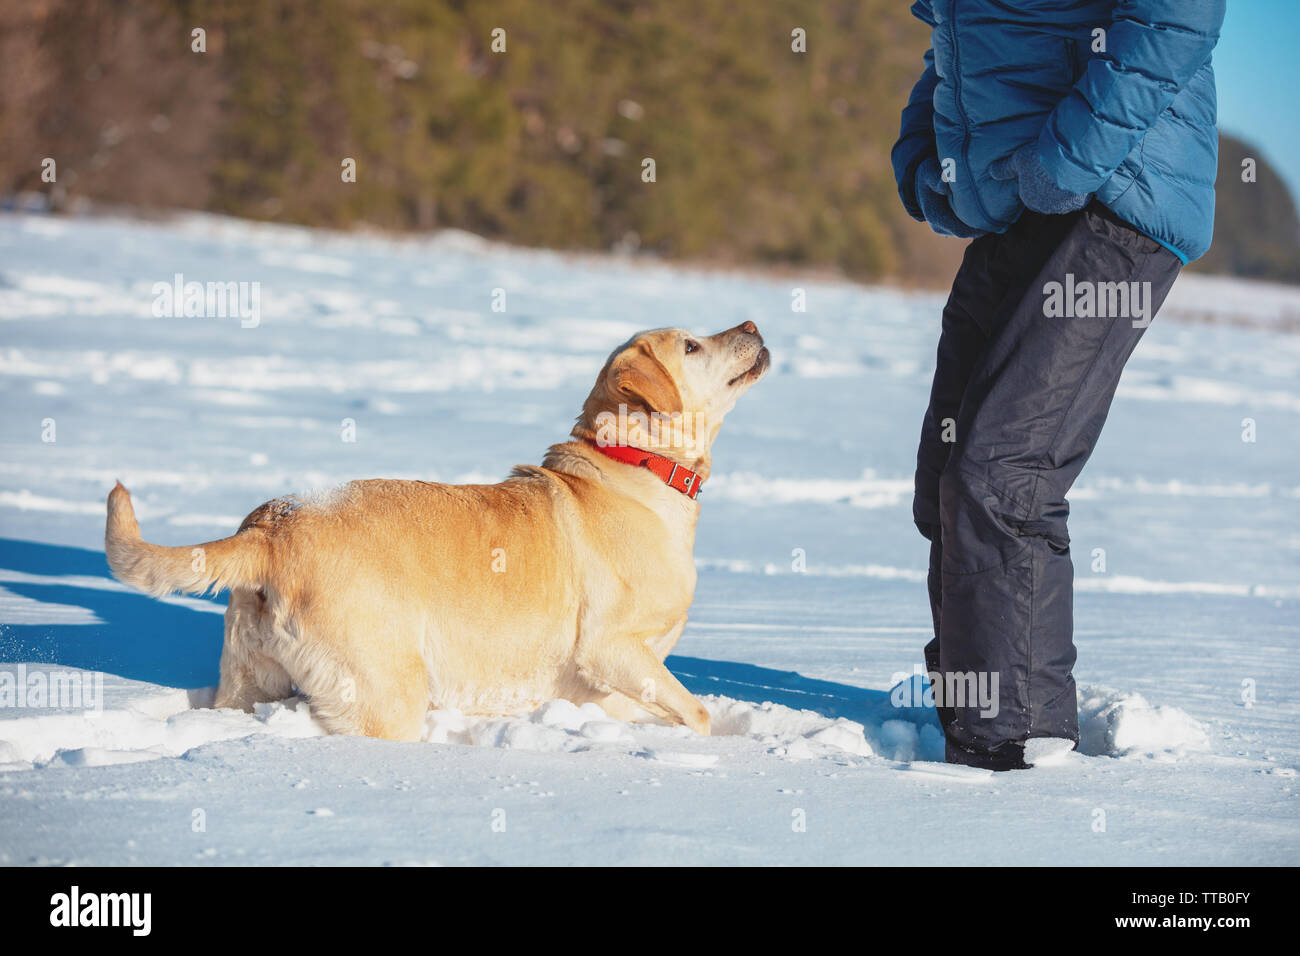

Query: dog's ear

[572,335,684,443]
[609,341,683,415]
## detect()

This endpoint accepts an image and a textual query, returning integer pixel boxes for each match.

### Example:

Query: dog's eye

[685,340,700,355]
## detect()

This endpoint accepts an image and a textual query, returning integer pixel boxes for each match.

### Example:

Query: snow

[1022,737,1079,768]
[0,211,1298,865]
[1078,687,1212,759]
[0,664,1207,772]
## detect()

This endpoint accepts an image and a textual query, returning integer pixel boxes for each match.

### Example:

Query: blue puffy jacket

[892,0,1225,263]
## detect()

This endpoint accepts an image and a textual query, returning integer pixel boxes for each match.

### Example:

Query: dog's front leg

[579,639,710,735]
[591,691,645,723]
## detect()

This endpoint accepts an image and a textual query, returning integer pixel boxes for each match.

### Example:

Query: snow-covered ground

[0,211,1297,865]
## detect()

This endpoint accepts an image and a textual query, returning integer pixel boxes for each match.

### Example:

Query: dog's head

[573,322,769,475]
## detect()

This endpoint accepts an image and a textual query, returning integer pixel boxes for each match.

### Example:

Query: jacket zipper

[946,0,997,227]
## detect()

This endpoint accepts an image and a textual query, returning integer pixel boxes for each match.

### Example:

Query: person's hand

[915,157,987,239]
[989,145,1091,215]
[897,149,936,223]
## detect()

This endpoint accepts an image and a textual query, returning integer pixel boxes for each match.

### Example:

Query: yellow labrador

[105,323,769,741]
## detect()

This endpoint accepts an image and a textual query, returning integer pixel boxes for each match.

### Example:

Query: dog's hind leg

[213,589,292,711]
[302,664,428,741]
[287,637,429,742]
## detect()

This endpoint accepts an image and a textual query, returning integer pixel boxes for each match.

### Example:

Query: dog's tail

[105,482,269,598]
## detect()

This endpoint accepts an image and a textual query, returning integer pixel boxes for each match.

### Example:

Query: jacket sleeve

[892,47,940,221]
[891,1,941,221]
[1036,0,1226,195]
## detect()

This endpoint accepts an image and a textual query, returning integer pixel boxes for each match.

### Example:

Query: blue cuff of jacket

[1147,232,1190,265]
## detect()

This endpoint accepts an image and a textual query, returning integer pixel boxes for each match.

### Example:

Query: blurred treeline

[1,0,1296,285]
[1203,133,1300,283]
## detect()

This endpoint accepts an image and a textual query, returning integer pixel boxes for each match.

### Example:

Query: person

[891,0,1226,770]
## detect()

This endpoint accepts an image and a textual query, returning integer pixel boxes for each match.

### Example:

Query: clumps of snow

[0,738,27,771]
[423,694,877,762]
[0,669,885,772]
[875,718,947,763]
[704,696,874,759]
[288,483,355,512]
[1022,737,1079,767]
[0,688,325,770]
[0,666,1211,775]
[1078,685,1209,759]
[424,699,636,753]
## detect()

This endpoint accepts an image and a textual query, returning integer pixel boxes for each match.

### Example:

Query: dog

[105,322,769,741]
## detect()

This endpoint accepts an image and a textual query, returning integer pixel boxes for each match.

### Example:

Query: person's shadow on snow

[0,538,935,735]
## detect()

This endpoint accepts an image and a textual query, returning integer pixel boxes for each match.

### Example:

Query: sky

[1214,0,1300,201]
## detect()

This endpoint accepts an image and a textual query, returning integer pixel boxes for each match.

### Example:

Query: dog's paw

[687,702,711,737]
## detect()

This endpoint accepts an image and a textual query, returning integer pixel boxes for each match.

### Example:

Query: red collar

[585,442,704,500]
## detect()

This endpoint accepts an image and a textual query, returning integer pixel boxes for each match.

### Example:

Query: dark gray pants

[914,202,1181,770]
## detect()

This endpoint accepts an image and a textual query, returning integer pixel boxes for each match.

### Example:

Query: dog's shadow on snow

[0,538,224,687]
[0,538,928,729]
